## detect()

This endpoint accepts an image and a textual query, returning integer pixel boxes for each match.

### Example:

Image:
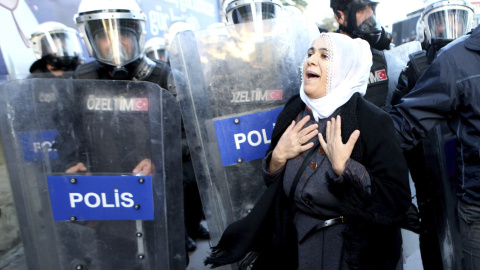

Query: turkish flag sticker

[376,69,388,81]
[134,98,149,111]
[267,90,283,100]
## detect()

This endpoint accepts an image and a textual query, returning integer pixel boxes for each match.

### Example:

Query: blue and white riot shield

[169,14,318,245]
[0,79,185,270]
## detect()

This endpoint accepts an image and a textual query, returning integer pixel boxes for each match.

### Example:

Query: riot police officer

[73,0,170,89]
[389,1,474,269]
[49,0,188,267]
[330,0,393,109]
[390,0,474,106]
[28,22,83,78]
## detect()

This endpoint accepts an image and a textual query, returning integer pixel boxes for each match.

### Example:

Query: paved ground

[187,221,211,270]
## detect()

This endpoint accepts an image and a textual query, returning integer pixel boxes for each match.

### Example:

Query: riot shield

[384,41,422,109]
[420,123,463,269]
[0,79,185,270]
[169,14,318,244]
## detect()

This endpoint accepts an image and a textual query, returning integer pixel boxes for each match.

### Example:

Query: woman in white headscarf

[205,33,411,270]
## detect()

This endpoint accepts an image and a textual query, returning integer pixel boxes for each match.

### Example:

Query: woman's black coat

[205,93,411,270]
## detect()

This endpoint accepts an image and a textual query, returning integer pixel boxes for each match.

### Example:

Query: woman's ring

[298,137,303,145]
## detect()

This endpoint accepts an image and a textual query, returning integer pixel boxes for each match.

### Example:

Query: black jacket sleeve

[357,100,411,222]
[389,52,458,150]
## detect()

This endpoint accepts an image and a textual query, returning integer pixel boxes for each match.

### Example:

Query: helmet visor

[146,49,166,62]
[425,8,473,40]
[85,19,145,66]
[227,3,281,24]
[33,31,83,59]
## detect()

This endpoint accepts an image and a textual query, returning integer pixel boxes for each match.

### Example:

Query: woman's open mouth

[306,70,320,80]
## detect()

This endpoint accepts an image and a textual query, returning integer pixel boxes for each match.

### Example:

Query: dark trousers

[458,200,480,270]
[183,159,204,237]
[404,144,444,270]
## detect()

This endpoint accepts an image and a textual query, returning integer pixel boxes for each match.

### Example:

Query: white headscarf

[299,33,373,121]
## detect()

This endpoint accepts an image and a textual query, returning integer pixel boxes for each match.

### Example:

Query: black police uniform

[364,48,389,109]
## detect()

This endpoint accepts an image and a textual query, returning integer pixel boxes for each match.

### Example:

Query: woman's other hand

[319,115,360,176]
[270,115,318,172]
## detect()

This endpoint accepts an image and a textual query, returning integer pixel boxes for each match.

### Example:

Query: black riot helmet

[223,0,283,24]
[331,0,391,50]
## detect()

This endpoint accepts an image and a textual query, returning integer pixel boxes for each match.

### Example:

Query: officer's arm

[390,62,411,106]
[390,53,458,150]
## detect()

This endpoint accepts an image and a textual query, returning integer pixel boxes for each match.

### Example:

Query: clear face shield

[226,2,282,24]
[424,6,473,41]
[85,19,145,67]
[145,48,166,62]
[31,31,83,59]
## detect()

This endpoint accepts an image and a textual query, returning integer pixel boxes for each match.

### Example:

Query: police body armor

[169,15,318,246]
[0,79,185,269]
[364,48,388,107]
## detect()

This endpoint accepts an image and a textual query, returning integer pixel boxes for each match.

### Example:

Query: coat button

[303,194,314,207]
[310,161,317,170]
[319,146,325,155]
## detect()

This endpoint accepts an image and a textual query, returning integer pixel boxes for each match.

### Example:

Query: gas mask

[337,0,392,50]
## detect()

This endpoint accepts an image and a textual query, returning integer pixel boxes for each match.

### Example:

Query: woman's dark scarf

[205,93,408,269]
